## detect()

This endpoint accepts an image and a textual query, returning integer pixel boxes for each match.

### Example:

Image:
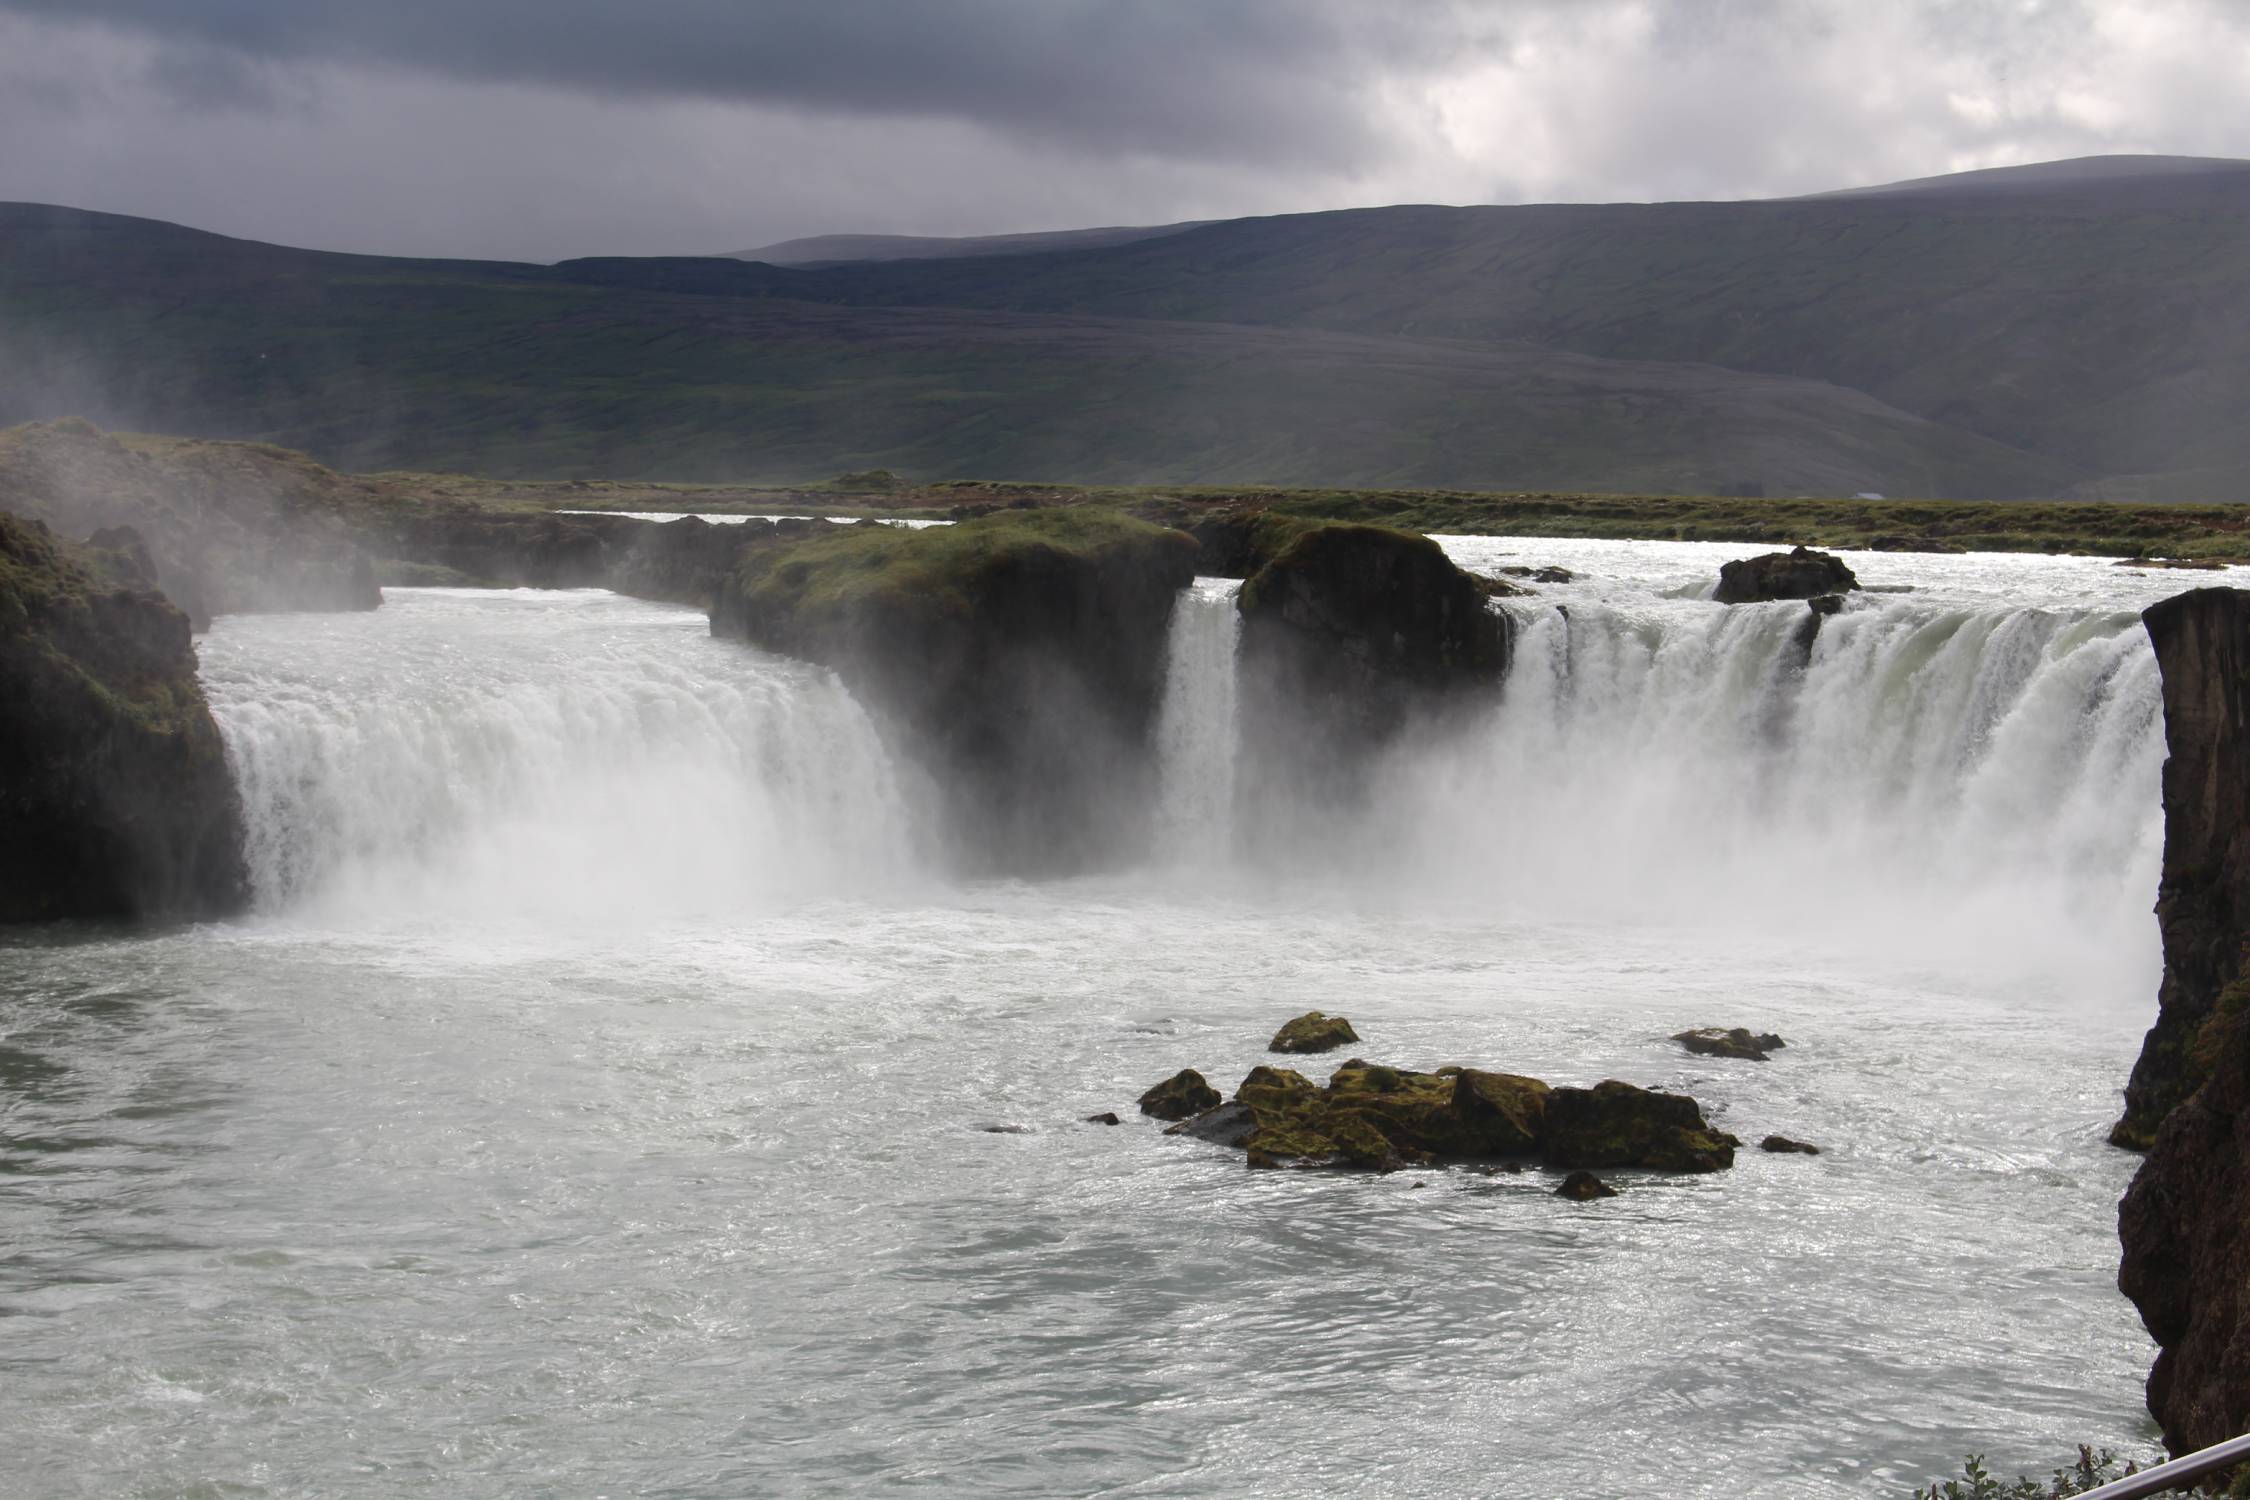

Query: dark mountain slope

[0,203,2067,495]
[612,160,2250,486]
[731,222,1204,266]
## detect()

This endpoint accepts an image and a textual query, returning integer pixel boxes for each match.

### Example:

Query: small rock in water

[1555,1170,1618,1200]
[1759,1135,1821,1155]
[1084,1111,1122,1126]
[1675,1027,1786,1062]
[1137,1068,1222,1121]
[978,1124,1031,1135]
[1268,1011,1360,1054]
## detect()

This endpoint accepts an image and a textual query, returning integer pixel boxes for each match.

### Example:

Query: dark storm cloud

[0,1,2246,262]
[0,0,1469,168]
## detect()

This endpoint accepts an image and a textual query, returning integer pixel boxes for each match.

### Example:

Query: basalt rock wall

[2117,587,2250,1454]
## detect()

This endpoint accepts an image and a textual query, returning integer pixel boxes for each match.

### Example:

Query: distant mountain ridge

[731,221,1208,266]
[1,154,2245,498]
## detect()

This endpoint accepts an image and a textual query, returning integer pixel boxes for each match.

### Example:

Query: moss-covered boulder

[1137,1068,1222,1121]
[0,512,246,922]
[1234,522,1510,843]
[1543,1080,1739,1173]
[1556,1171,1618,1200]
[1675,1027,1786,1062]
[711,508,1198,874]
[1268,1011,1360,1054]
[1712,545,1859,604]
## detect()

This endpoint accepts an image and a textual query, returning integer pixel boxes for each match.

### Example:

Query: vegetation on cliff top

[723,506,1195,629]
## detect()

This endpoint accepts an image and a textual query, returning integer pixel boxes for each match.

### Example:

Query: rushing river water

[2,539,2233,1498]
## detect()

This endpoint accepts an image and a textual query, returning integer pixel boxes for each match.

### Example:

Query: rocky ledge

[0,513,246,922]
[1156,1056,1738,1175]
[710,507,1198,875]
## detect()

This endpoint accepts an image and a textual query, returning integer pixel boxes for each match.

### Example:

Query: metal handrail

[2078,1429,2250,1498]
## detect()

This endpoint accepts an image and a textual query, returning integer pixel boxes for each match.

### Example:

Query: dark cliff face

[710,509,1198,875]
[2114,588,2250,1150]
[1233,523,1510,843]
[0,513,247,923]
[2117,587,2250,1455]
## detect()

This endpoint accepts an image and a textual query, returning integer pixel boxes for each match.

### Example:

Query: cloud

[0,0,2244,261]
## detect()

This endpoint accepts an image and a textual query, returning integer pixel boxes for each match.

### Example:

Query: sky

[0,0,2245,263]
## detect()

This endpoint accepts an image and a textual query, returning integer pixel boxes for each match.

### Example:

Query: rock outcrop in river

[1234,522,1510,840]
[710,508,1199,875]
[2117,587,2250,1456]
[1713,545,1860,604]
[1158,1055,1738,1173]
[0,513,246,921]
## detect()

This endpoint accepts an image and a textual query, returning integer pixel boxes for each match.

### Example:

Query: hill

[2,155,2246,497]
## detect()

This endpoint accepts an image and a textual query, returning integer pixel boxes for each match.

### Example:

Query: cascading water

[1152,578,1243,864]
[201,588,916,923]
[1136,538,2170,998]
[1393,594,2165,991]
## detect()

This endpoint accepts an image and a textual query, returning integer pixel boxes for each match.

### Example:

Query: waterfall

[1383,595,2165,990]
[1152,579,1243,864]
[199,589,915,921]
[194,573,2168,993]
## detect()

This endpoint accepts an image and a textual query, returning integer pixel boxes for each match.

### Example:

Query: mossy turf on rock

[0,512,246,922]
[1268,1011,1360,1054]
[1712,544,1859,604]
[711,507,1198,874]
[1675,1027,1786,1061]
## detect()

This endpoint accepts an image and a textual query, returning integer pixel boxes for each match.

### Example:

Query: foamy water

[4,540,2224,1497]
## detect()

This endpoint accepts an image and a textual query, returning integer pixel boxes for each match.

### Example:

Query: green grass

[730,507,1192,625]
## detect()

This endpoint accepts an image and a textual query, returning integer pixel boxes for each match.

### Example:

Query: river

[2,537,2219,1497]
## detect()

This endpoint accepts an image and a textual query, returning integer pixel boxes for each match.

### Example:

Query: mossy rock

[1758,1135,1820,1155]
[1675,1027,1786,1062]
[1268,1011,1360,1054]
[1137,1068,1221,1122]
[1555,1170,1619,1200]
[1543,1080,1739,1173]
